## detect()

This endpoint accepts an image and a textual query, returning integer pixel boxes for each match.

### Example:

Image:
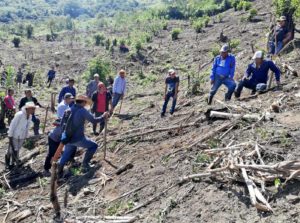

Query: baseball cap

[64,93,74,99]
[252,51,264,59]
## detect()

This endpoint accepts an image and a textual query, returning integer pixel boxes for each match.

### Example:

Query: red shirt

[4,95,15,109]
[96,92,106,113]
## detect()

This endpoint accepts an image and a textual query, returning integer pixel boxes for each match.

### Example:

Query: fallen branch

[210,111,261,121]
[109,184,148,203]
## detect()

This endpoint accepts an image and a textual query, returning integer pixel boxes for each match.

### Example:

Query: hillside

[0,0,300,222]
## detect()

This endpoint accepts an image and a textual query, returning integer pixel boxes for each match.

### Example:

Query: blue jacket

[245,60,281,84]
[48,70,56,79]
[210,54,236,81]
[67,104,105,143]
[58,86,76,103]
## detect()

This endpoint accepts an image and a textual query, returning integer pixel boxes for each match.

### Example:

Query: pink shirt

[4,95,15,109]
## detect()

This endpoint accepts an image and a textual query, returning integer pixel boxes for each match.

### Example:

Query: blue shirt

[58,86,76,103]
[67,104,105,143]
[210,54,236,81]
[57,101,69,119]
[245,60,281,84]
[48,70,56,79]
[113,76,126,94]
[49,125,63,142]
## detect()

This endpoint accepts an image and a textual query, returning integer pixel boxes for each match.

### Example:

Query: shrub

[112,38,118,46]
[229,39,240,50]
[248,8,258,21]
[105,39,111,50]
[193,20,204,33]
[26,24,34,39]
[210,44,220,57]
[162,21,168,30]
[171,28,181,40]
[135,41,143,52]
[94,33,105,46]
[12,36,21,47]
[243,2,252,11]
[5,66,15,88]
[203,16,210,27]
[84,57,111,82]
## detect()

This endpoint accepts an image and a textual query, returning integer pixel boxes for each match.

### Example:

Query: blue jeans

[161,92,177,115]
[235,79,258,97]
[209,75,236,101]
[112,93,122,108]
[59,137,98,166]
[269,41,283,55]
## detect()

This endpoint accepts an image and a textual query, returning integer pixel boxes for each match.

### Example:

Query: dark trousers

[32,114,40,135]
[93,112,104,133]
[235,79,258,98]
[44,137,60,171]
[162,92,177,115]
[47,77,54,87]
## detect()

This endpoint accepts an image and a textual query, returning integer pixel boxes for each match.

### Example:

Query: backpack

[60,108,79,144]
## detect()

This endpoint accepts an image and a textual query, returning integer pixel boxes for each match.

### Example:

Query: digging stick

[103,118,108,160]
[119,98,124,114]
[43,106,49,134]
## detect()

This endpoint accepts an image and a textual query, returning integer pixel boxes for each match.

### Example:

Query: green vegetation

[5,66,15,88]
[94,33,105,46]
[107,200,134,215]
[248,8,258,21]
[84,57,111,82]
[274,0,300,18]
[195,153,211,163]
[171,28,182,40]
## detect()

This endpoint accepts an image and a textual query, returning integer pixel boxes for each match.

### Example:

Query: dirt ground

[1,0,300,222]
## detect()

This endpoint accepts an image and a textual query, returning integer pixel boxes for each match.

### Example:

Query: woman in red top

[91,82,112,135]
[4,89,16,125]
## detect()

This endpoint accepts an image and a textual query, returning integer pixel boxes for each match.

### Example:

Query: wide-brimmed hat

[24,102,37,109]
[277,16,286,22]
[75,95,92,106]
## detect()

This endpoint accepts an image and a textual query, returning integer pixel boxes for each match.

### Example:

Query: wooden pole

[103,118,108,159]
[43,106,49,134]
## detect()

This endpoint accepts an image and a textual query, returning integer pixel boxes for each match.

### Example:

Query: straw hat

[75,95,92,106]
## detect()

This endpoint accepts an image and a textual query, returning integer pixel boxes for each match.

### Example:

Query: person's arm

[8,112,20,137]
[210,57,218,84]
[269,61,281,84]
[174,78,179,99]
[19,98,24,110]
[283,32,292,45]
[34,98,43,108]
[164,79,167,99]
[244,64,252,80]
[113,77,118,94]
[229,56,236,79]
[83,109,107,124]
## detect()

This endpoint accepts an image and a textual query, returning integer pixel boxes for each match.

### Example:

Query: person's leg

[223,78,236,101]
[161,93,171,116]
[112,93,121,108]
[208,76,223,104]
[98,112,105,133]
[32,114,40,135]
[170,95,177,115]
[268,41,275,55]
[12,138,24,166]
[44,137,60,171]
[275,41,284,55]
[243,80,257,94]
[93,112,101,134]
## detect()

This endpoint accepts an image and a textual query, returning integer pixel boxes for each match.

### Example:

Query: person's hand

[210,80,214,85]
[103,112,110,119]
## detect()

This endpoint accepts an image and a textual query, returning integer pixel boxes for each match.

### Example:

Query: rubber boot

[82,149,95,173]
[5,153,10,169]
[207,95,213,105]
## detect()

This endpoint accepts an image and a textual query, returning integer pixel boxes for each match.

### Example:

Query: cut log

[210,111,261,121]
[116,163,134,175]
[10,209,32,222]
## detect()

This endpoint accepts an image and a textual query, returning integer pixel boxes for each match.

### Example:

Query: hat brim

[277,19,286,22]
[25,105,38,109]
[75,98,93,106]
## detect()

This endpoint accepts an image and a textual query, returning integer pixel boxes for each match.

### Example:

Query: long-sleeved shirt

[8,107,31,139]
[113,75,126,94]
[67,104,105,143]
[86,80,99,98]
[210,54,236,81]
[58,86,76,103]
[47,70,56,79]
[245,60,281,84]
[57,100,70,119]
[19,97,42,110]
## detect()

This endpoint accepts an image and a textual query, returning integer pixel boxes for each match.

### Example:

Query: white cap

[168,69,175,74]
[220,44,229,53]
[252,51,263,59]
[94,73,99,77]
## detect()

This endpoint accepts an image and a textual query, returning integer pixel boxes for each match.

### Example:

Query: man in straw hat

[161,69,179,117]
[5,102,37,169]
[235,51,281,98]
[58,95,110,175]
[208,44,236,105]
[269,16,292,55]
[86,73,100,98]
[112,69,127,111]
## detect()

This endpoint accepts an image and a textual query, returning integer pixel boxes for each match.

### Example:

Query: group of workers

[2,15,292,178]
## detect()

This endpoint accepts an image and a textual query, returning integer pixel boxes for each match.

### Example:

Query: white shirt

[57,100,69,119]
[8,107,31,139]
